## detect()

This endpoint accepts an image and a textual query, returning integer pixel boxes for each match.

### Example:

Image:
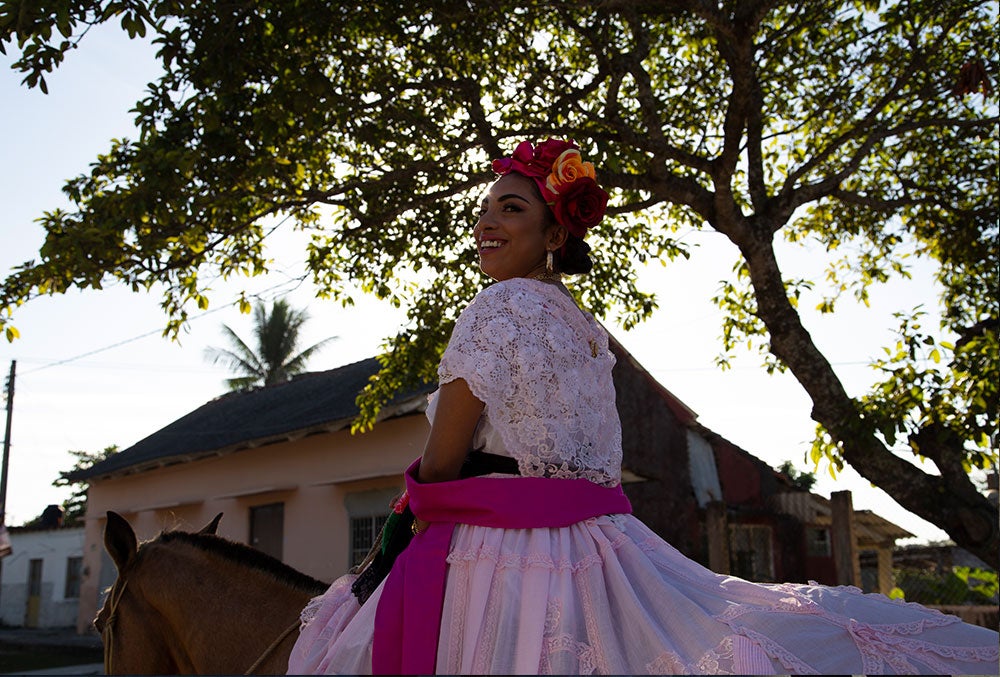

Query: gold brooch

[590,340,599,358]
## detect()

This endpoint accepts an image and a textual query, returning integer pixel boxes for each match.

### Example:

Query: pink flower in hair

[492,138,608,237]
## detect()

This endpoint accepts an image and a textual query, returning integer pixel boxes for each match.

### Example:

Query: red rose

[551,177,609,238]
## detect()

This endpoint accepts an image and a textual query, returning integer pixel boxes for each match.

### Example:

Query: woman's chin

[478,261,505,282]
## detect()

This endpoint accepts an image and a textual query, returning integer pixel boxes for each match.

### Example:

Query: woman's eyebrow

[481,193,530,207]
[497,193,530,203]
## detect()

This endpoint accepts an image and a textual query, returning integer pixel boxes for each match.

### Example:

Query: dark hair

[521,177,594,276]
[557,235,593,275]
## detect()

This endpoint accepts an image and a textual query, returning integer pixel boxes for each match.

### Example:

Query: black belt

[459,449,520,478]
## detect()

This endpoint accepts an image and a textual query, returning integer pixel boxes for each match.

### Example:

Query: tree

[204,297,334,391]
[53,445,119,526]
[0,1,996,565]
[777,460,817,493]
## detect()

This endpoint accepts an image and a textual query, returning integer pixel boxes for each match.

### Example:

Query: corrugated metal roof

[770,492,914,543]
[687,429,724,507]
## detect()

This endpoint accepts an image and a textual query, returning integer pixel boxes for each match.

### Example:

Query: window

[345,487,401,569]
[350,514,389,569]
[729,524,775,582]
[806,527,832,557]
[859,549,880,593]
[249,502,284,560]
[64,556,83,599]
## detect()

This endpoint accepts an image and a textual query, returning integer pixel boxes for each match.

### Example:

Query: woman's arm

[418,377,485,484]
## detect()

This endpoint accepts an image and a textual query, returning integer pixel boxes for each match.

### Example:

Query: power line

[14,209,308,376]
[18,277,306,376]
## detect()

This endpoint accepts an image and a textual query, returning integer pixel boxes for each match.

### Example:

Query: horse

[96,511,329,675]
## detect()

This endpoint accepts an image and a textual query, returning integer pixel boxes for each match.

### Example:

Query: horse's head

[95,511,223,674]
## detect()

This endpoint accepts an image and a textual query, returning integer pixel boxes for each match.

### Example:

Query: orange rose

[545,149,596,195]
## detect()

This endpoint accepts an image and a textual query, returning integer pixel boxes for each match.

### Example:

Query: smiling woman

[286,139,1000,675]
[473,174,562,282]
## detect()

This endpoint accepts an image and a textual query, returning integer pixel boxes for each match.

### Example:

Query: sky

[0,23,960,544]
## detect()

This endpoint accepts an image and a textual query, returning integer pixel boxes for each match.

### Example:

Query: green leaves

[53,444,120,526]
[1,0,997,561]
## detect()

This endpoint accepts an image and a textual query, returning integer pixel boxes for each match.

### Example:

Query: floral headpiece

[491,139,609,239]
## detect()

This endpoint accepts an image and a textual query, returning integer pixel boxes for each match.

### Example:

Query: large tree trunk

[735,229,999,569]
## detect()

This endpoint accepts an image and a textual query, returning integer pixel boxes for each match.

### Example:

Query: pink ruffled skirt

[287,514,999,674]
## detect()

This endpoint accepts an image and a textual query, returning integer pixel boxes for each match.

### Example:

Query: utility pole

[0,360,15,525]
[0,360,14,600]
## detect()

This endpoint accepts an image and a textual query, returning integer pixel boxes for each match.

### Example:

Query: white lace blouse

[426,277,623,487]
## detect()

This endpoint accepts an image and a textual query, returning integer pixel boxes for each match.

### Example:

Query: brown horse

[96,511,328,675]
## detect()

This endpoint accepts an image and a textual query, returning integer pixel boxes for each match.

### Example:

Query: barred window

[350,514,389,568]
[729,524,775,582]
[806,527,832,557]
[64,556,83,599]
[345,487,401,570]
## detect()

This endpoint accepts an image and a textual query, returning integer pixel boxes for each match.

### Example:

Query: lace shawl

[437,278,622,487]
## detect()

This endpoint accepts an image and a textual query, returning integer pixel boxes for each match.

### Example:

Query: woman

[288,139,999,675]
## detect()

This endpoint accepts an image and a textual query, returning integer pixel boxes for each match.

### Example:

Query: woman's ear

[546,223,568,251]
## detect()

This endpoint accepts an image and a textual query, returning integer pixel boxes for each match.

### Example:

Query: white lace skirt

[287,515,999,674]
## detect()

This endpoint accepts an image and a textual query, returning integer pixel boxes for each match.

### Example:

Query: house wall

[710,439,814,583]
[805,554,838,585]
[76,412,428,633]
[0,527,85,628]
[611,353,700,559]
[711,438,766,508]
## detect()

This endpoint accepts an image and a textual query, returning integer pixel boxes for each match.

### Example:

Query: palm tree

[205,298,335,391]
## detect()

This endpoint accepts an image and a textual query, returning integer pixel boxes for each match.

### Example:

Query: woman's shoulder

[468,277,556,310]
[453,279,556,340]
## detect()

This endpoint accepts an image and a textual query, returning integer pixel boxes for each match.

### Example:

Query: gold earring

[546,250,554,274]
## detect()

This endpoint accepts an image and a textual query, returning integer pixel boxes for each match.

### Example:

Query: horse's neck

[140,540,316,674]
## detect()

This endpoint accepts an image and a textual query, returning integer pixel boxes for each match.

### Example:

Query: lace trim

[447,546,605,574]
[444,562,471,674]
[438,278,622,487]
[545,634,598,675]
[716,596,998,674]
[447,522,634,573]
[298,595,325,629]
[471,576,504,674]
[540,598,599,675]
[853,622,1000,663]
[793,582,964,633]
[693,636,735,674]
[645,649,692,675]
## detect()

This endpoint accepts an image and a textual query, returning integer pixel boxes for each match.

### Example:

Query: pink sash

[372,458,633,675]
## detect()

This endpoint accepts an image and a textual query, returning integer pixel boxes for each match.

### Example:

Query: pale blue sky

[0,23,953,543]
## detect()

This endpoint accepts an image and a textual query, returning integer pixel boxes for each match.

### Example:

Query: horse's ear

[104,511,137,573]
[198,512,223,535]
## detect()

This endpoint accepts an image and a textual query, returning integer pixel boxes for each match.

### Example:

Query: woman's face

[474,173,563,282]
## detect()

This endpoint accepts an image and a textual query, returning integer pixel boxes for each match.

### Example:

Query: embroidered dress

[288,278,999,675]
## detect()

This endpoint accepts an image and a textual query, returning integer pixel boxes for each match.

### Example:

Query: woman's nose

[474,214,495,236]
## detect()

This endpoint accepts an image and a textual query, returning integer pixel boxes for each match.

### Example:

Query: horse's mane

[149,530,329,595]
